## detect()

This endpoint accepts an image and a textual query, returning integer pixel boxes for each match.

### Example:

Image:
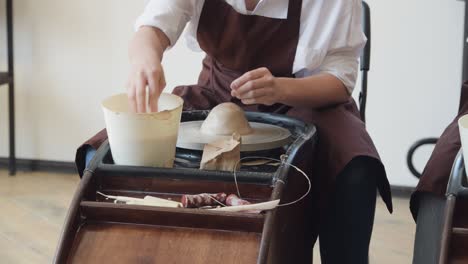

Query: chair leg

[439,195,456,264]
[6,0,15,176]
[8,82,16,176]
[412,193,446,264]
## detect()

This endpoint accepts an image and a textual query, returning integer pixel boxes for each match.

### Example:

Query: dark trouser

[319,157,378,264]
[412,193,446,264]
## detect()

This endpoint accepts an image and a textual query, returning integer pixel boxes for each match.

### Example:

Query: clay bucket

[102,93,184,167]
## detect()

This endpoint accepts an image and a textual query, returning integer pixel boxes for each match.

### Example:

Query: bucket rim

[101,93,184,117]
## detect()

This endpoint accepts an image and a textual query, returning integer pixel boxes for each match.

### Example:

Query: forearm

[129,26,170,64]
[277,73,350,108]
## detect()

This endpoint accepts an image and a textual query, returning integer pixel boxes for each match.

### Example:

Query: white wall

[0,0,464,187]
[364,0,464,187]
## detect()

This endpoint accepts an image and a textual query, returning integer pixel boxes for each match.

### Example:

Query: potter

[77,1,392,263]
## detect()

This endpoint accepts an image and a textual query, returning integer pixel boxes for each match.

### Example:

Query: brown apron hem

[349,155,393,213]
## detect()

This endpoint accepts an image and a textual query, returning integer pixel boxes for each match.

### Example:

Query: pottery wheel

[177,121,292,152]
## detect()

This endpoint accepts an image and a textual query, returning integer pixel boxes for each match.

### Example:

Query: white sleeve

[319,0,367,94]
[134,0,197,47]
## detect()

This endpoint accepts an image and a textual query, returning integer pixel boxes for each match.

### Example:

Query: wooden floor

[0,169,416,264]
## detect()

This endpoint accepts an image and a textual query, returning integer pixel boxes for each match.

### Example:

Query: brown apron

[76,0,392,215]
[410,81,468,220]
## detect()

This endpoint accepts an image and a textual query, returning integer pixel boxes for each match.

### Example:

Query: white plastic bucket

[458,114,468,169]
[102,93,184,167]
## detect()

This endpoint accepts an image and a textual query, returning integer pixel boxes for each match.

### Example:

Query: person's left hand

[230,67,284,105]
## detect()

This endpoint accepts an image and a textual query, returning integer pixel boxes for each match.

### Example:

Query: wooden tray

[54,111,317,264]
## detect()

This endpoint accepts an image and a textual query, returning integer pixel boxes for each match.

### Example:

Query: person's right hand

[127,58,166,113]
[127,26,170,113]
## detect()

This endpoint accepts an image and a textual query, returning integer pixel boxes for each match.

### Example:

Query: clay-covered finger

[236,87,271,100]
[236,76,273,96]
[241,95,272,105]
[147,71,161,112]
[231,67,269,90]
[135,72,148,113]
[126,80,137,113]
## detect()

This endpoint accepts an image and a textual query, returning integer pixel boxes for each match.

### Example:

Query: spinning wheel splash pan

[177,121,292,152]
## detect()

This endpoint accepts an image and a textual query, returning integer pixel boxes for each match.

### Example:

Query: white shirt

[135,0,367,93]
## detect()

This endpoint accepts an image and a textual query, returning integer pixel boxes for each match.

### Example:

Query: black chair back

[360,1,371,123]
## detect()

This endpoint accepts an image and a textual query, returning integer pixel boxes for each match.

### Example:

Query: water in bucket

[102,93,184,167]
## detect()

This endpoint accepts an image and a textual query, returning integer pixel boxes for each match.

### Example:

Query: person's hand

[127,27,169,113]
[127,60,166,113]
[230,67,284,106]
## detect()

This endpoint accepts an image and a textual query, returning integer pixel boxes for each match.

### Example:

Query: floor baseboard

[0,158,76,174]
[389,185,414,198]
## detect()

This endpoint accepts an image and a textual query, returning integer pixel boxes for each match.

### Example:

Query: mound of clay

[200,103,253,136]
